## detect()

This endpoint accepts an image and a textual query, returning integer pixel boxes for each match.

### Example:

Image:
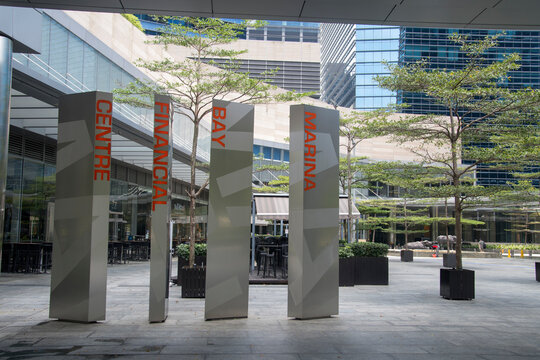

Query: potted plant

[339,246,355,287]
[350,242,389,285]
[373,34,540,300]
[176,243,207,298]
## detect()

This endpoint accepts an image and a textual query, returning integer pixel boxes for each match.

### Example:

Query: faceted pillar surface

[50,91,112,322]
[205,100,254,320]
[149,94,173,323]
[288,104,339,319]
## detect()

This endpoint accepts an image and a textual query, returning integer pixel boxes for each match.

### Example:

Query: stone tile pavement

[0,256,539,359]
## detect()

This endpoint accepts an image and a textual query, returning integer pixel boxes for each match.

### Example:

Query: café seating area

[1,242,53,273]
[1,240,151,273]
[107,241,151,264]
[251,236,288,281]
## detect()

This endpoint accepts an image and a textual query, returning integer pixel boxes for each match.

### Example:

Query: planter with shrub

[401,249,414,262]
[339,246,355,287]
[440,268,475,300]
[176,243,207,297]
[442,252,456,268]
[350,242,389,285]
[180,266,206,298]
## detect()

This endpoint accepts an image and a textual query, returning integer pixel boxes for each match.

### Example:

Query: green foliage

[114,16,306,268]
[486,243,540,251]
[176,243,207,260]
[374,33,540,269]
[121,14,144,32]
[253,174,289,193]
[339,110,389,243]
[339,246,354,259]
[253,153,290,193]
[350,242,389,257]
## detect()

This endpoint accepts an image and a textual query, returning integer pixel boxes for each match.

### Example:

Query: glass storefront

[3,156,55,243]
[3,155,208,245]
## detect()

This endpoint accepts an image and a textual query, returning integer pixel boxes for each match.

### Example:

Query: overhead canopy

[254,194,360,220]
[2,1,540,29]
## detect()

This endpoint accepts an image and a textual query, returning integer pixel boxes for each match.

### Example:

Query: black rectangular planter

[339,257,355,286]
[180,266,206,298]
[355,256,388,285]
[440,268,475,300]
[177,256,206,284]
[536,262,539,282]
[442,253,456,268]
[401,249,414,262]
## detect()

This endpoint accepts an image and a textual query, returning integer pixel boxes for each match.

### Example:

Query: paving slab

[0,256,539,359]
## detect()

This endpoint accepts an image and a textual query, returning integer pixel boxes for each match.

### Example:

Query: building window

[263,147,272,159]
[253,144,261,157]
[273,149,282,161]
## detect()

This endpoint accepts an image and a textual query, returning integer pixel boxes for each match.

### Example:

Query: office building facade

[136,16,321,95]
[0,8,322,248]
[321,25,540,187]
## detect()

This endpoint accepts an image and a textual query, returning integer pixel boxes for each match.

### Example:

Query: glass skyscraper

[321,24,399,110]
[320,24,356,108]
[354,25,400,110]
[320,25,540,186]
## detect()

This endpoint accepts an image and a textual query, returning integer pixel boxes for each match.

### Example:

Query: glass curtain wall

[355,25,399,110]
[4,156,208,245]
[11,13,210,161]
[4,155,55,243]
[5,13,210,245]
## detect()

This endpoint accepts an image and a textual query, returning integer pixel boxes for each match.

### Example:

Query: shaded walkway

[1,257,539,359]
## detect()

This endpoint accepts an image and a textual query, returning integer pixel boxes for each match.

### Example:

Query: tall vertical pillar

[205,100,254,320]
[50,91,113,322]
[149,94,173,323]
[0,36,13,273]
[131,198,137,236]
[288,104,339,319]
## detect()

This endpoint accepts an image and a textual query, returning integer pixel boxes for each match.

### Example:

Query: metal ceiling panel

[213,0,304,18]
[3,0,540,28]
[301,0,398,23]
[387,0,497,27]
[470,0,540,28]
[27,0,123,12]
[123,0,212,14]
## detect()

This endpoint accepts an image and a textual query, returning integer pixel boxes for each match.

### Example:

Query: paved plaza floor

[0,256,539,359]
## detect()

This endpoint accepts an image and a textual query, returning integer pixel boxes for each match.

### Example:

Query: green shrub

[350,242,389,257]
[176,243,207,260]
[487,243,540,251]
[121,14,144,32]
[339,246,354,259]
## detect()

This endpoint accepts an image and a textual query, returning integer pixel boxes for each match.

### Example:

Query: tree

[383,201,433,248]
[252,154,289,193]
[492,120,539,243]
[355,200,390,242]
[359,161,438,247]
[339,111,385,243]
[375,33,540,269]
[115,17,301,267]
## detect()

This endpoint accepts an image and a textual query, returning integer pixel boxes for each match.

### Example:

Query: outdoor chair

[258,251,277,278]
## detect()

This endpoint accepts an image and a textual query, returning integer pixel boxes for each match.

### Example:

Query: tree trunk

[347,139,353,243]
[455,196,463,270]
[445,198,450,254]
[188,119,201,268]
[404,199,408,250]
